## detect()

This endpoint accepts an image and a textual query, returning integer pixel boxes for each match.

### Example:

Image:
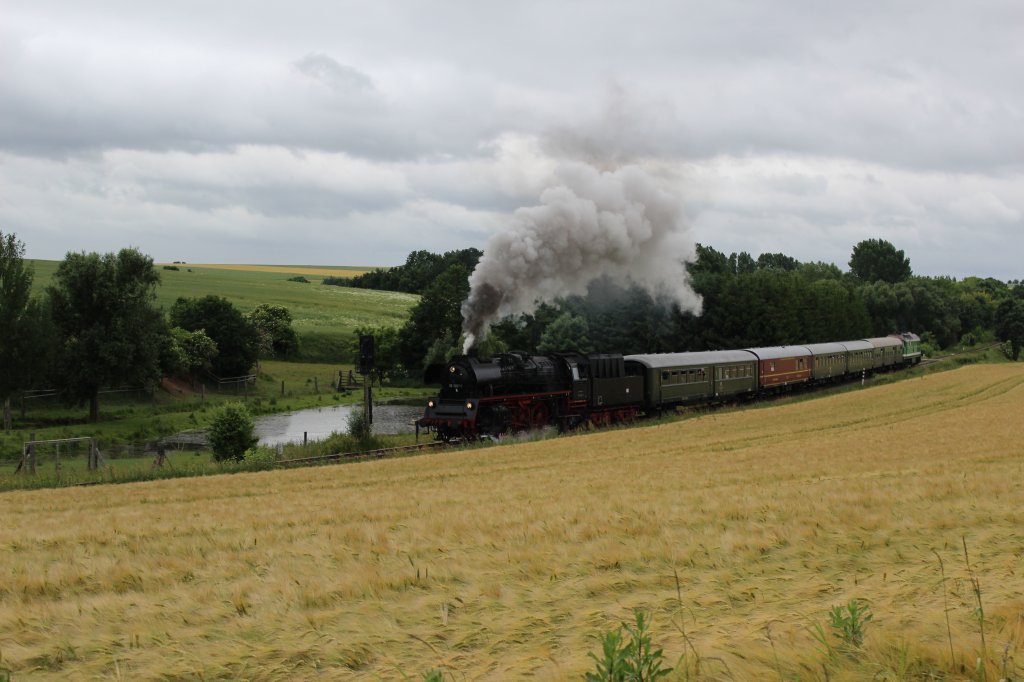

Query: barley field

[2,364,1023,680]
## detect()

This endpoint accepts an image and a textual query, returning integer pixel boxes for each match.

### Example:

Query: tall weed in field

[585,610,672,682]
[828,599,872,649]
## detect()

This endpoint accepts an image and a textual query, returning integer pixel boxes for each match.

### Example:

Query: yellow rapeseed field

[2,364,1023,680]
[160,264,375,277]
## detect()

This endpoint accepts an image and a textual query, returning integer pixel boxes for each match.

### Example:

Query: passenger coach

[624,350,757,409]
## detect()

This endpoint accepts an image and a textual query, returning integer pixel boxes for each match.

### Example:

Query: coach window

[769,361,776,372]
[662,371,669,381]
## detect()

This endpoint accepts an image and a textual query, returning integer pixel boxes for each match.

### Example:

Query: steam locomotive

[416,333,922,440]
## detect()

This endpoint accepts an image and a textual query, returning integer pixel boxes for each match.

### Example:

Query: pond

[253,403,425,447]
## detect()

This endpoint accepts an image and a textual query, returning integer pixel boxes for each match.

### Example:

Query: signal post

[359,334,374,425]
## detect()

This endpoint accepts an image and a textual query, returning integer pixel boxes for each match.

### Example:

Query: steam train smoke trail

[461,162,702,352]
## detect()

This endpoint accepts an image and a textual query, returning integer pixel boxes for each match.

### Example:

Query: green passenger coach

[624,350,757,409]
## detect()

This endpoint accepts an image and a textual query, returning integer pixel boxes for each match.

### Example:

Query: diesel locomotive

[416,333,922,440]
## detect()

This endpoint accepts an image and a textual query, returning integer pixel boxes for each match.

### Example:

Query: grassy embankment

[28,260,416,362]
[2,362,1023,680]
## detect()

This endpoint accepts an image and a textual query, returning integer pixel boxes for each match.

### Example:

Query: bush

[347,407,373,446]
[243,447,278,469]
[162,265,180,271]
[287,275,310,283]
[208,402,258,462]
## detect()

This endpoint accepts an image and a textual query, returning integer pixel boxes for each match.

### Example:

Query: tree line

[363,238,1024,379]
[5,228,1022,425]
[0,231,299,426]
[324,248,482,293]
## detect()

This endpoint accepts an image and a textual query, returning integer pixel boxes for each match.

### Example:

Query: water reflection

[253,404,424,447]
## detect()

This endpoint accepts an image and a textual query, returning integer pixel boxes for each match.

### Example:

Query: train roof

[625,350,756,369]
[743,345,812,360]
[802,342,848,355]
[838,340,873,352]
[864,336,903,349]
[892,332,921,342]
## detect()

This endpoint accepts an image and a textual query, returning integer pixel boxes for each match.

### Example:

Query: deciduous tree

[48,248,167,422]
[849,239,912,283]
[170,296,259,377]
[247,303,299,359]
[165,327,219,383]
[538,312,593,353]
[0,231,43,430]
[996,296,1024,360]
[397,263,470,369]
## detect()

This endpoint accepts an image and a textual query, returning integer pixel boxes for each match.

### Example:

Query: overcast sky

[3,1,1022,278]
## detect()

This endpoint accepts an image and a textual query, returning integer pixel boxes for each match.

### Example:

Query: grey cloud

[3,0,1024,278]
[5,1,1024,172]
[138,181,400,219]
[294,53,374,93]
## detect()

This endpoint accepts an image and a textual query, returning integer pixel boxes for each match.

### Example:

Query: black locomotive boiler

[417,351,642,440]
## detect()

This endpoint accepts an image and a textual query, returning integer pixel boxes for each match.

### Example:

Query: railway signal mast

[359,334,374,425]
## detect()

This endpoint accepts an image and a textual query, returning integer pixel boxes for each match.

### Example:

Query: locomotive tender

[417,333,922,440]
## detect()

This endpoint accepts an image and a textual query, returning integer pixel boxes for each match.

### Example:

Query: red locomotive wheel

[531,403,550,428]
[512,405,531,431]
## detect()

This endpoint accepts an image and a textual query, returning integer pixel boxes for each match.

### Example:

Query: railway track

[277,345,1005,468]
[918,342,1000,367]
[275,440,450,468]
[61,344,1006,487]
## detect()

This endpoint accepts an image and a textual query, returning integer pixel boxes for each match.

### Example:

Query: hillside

[2,364,1023,680]
[27,260,418,360]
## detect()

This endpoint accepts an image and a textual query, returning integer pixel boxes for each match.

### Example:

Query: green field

[27,260,418,360]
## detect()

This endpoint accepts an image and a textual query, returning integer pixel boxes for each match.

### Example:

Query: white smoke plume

[461,161,703,352]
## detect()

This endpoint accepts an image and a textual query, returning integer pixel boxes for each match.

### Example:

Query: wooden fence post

[28,432,36,474]
[281,380,285,397]
[314,376,319,394]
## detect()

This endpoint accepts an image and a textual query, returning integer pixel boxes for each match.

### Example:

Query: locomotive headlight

[427,399,435,408]
[465,401,474,410]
